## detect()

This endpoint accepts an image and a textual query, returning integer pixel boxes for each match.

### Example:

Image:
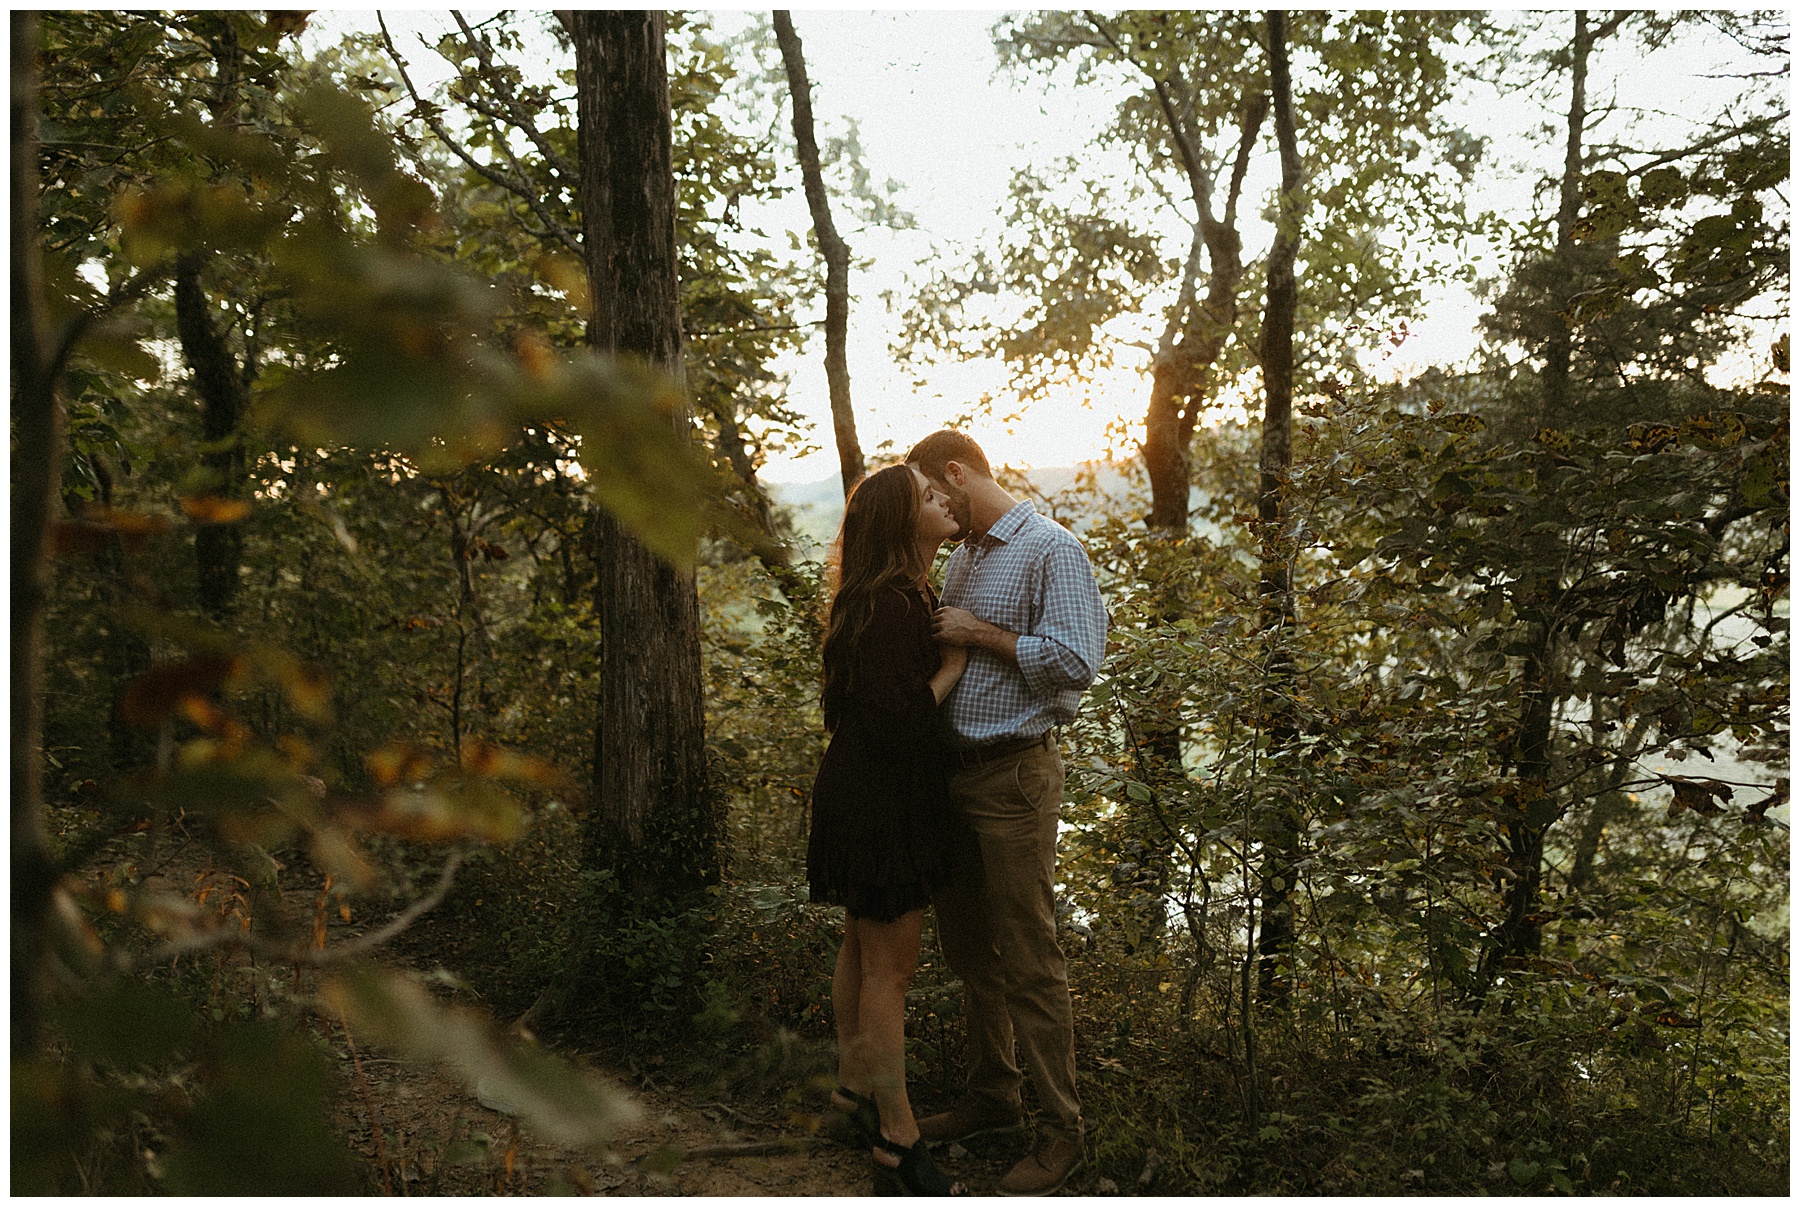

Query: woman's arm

[928,641,968,703]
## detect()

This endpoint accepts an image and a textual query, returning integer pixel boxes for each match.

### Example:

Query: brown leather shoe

[997,1133,1084,1196]
[915,1099,1024,1144]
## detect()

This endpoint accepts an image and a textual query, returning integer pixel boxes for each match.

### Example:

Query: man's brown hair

[905,429,991,482]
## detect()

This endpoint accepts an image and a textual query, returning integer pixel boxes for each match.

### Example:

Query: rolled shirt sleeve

[1014,540,1107,697]
[940,502,1110,745]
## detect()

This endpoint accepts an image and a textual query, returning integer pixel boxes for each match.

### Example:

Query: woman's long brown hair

[821,464,929,730]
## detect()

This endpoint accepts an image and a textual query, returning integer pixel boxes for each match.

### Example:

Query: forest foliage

[12,9,1788,1196]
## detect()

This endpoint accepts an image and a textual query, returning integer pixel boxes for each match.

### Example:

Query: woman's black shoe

[873,1133,968,1196]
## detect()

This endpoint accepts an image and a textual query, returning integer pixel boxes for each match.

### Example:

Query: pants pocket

[1011,749,1062,813]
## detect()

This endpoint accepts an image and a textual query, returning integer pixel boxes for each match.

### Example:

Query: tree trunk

[1254,9,1304,1007]
[1490,637,1555,969]
[573,10,716,908]
[173,252,249,619]
[1141,349,1197,532]
[1136,73,1265,533]
[12,9,63,1058]
[1480,12,1608,995]
[1131,86,1266,947]
[1540,10,1589,423]
[772,10,863,497]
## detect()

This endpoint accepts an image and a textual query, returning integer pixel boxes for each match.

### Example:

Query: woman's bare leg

[853,908,925,1155]
[832,918,865,1100]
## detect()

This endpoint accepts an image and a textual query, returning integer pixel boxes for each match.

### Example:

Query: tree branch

[122,851,464,974]
[376,12,583,259]
[1223,90,1270,230]
[449,10,578,183]
[46,263,166,385]
[1621,111,1786,176]
[1084,11,1220,228]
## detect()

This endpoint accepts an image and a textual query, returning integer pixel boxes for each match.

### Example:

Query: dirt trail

[333,1054,1056,1196]
[137,854,1068,1194]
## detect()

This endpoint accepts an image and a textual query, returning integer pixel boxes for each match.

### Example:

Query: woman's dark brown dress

[807,584,956,923]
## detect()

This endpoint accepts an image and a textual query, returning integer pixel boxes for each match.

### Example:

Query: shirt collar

[980,499,1036,546]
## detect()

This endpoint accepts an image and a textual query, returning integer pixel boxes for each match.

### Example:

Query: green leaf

[161,1023,367,1195]
[52,981,202,1069]
[1508,1158,1541,1186]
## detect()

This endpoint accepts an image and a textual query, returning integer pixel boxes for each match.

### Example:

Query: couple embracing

[807,430,1108,1196]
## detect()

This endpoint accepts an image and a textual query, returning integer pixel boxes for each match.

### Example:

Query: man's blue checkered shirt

[939,500,1109,747]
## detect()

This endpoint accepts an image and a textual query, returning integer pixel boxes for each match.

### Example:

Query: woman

[808,462,969,1196]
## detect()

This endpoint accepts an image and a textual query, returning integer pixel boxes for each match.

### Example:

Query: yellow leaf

[179,495,253,524]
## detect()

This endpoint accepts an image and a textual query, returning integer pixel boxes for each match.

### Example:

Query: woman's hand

[929,640,969,703]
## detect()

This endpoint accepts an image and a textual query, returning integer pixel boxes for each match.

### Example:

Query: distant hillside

[769,462,1144,556]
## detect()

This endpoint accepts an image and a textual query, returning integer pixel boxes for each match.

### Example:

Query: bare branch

[449,10,578,183]
[1223,91,1270,230]
[1622,111,1787,176]
[1083,11,1219,227]
[123,851,463,974]
[376,12,583,258]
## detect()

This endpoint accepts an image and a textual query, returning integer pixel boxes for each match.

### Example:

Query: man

[905,430,1108,1196]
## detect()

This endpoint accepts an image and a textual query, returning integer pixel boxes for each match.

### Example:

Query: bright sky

[310,10,1784,485]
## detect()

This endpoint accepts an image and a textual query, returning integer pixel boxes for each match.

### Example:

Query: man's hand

[932,606,1020,663]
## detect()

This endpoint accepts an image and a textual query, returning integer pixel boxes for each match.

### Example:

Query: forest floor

[139,843,1090,1196]
[327,1041,1069,1197]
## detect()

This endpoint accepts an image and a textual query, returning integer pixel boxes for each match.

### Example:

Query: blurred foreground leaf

[322,965,639,1148]
[16,984,365,1195]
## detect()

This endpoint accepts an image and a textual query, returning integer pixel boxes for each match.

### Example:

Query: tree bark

[573,10,717,907]
[173,252,249,618]
[1490,640,1555,969]
[12,9,63,1058]
[1115,35,1265,943]
[1254,9,1304,1007]
[772,10,863,497]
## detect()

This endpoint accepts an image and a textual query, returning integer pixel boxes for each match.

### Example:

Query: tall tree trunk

[1482,13,1616,992]
[772,10,863,496]
[573,11,716,909]
[1540,9,1589,424]
[1139,93,1264,532]
[1254,9,1304,1007]
[12,9,62,1058]
[174,20,252,620]
[1127,73,1265,948]
[173,252,249,619]
[1492,642,1554,968]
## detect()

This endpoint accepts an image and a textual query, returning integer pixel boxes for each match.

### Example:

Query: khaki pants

[934,740,1081,1140]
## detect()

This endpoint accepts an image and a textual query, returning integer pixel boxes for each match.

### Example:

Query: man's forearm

[932,605,1019,664]
[968,617,1019,664]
